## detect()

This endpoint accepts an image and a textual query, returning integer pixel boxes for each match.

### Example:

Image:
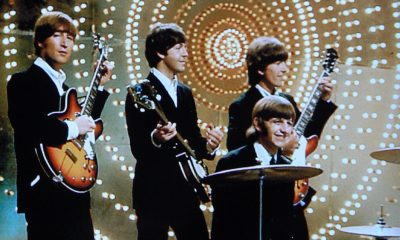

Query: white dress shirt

[255,84,281,97]
[151,67,178,107]
[253,142,278,166]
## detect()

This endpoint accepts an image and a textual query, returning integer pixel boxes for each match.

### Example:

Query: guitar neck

[81,51,106,116]
[294,70,330,137]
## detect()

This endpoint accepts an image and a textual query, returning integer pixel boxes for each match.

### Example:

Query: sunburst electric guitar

[36,34,108,193]
[292,48,338,205]
[127,82,211,203]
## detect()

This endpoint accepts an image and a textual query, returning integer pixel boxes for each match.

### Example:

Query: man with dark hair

[7,11,112,240]
[228,36,337,152]
[125,23,223,240]
[226,36,337,239]
[212,95,298,240]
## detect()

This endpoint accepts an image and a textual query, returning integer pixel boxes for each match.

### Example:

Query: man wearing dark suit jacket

[226,37,337,239]
[125,23,223,240]
[212,96,299,240]
[7,11,112,240]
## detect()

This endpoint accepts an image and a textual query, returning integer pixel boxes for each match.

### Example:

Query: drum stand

[340,205,400,240]
[375,205,389,240]
[258,174,265,240]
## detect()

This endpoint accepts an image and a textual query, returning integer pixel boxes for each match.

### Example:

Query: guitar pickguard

[291,136,308,166]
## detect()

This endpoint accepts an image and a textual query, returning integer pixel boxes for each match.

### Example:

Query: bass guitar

[292,48,338,205]
[127,82,211,203]
[36,34,108,193]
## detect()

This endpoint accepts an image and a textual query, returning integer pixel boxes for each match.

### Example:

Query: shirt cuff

[65,120,79,140]
[98,85,105,91]
[150,129,162,148]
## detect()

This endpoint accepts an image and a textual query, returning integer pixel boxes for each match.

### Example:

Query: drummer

[211,95,298,240]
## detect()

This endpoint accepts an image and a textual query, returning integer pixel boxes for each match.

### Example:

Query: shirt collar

[253,141,277,166]
[34,57,66,95]
[151,67,178,89]
[255,84,281,97]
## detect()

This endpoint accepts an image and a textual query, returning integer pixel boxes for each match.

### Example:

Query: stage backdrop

[0,0,399,239]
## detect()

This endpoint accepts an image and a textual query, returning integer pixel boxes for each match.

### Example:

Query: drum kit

[201,147,400,240]
[202,162,324,240]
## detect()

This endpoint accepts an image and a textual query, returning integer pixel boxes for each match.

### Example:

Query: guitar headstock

[92,33,109,59]
[127,81,157,111]
[322,48,338,74]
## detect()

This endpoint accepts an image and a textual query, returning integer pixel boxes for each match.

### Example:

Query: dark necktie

[269,156,276,165]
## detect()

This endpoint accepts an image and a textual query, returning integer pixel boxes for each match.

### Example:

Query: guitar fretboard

[81,49,107,116]
[294,71,330,137]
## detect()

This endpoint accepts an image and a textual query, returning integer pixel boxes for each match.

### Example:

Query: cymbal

[370,147,400,164]
[340,225,400,238]
[202,165,323,185]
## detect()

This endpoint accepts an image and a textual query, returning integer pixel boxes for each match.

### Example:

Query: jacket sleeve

[7,72,69,146]
[303,100,337,138]
[91,89,110,119]
[227,100,250,151]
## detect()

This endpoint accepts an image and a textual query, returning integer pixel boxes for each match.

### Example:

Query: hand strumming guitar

[282,130,299,157]
[205,124,224,152]
[74,115,96,135]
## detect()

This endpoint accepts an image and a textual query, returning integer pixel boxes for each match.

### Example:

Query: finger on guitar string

[205,125,224,150]
[153,122,177,143]
[319,77,334,101]
[99,61,114,85]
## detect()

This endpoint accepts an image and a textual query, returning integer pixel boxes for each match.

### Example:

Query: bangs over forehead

[252,96,295,121]
[34,11,77,55]
[145,22,186,67]
[250,38,288,62]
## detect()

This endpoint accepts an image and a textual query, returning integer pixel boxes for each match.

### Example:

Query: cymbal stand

[258,171,265,240]
[375,205,387,240]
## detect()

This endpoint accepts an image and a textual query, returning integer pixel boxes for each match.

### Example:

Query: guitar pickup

[66,148,78,163]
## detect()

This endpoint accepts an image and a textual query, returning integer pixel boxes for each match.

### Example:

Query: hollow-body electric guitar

[127,82,211,203]
[292,48,338,205]
[36,34,108,193]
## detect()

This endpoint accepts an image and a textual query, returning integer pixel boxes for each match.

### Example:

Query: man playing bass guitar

[125,23,223,240]
[7,11,113,240]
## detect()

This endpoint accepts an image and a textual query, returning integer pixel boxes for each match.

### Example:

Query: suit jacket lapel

[246,86,263,107]
[176,82,185,110]
[147,72,178,119]
[238,144,260,167]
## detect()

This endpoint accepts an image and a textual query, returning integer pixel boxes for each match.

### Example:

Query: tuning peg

[140,108,145,112]
[156,94,162,101]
